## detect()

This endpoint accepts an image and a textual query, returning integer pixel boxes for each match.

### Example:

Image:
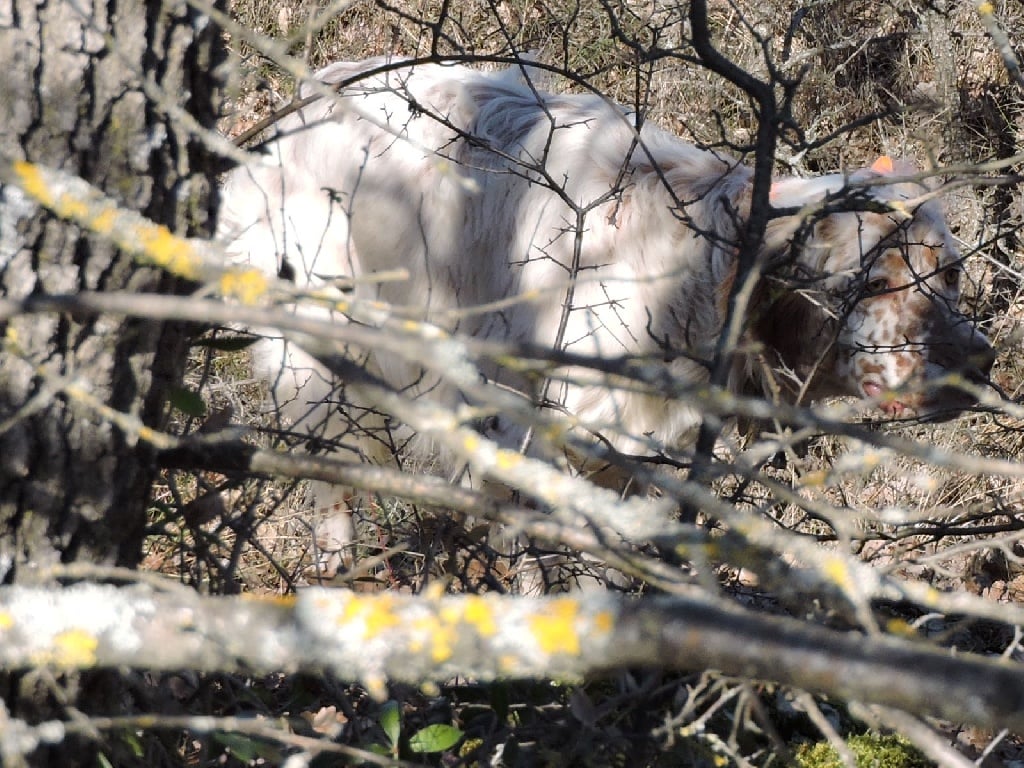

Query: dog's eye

[865,277,889,294]
[943,266,960,290]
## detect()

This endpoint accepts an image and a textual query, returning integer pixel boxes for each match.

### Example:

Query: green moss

[795,733,930,768]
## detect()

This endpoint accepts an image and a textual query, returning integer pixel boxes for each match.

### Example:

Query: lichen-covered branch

[1,584,1023,732]
[0,155,267,304]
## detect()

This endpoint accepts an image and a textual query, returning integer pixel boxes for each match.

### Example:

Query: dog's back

[218,59,751,474]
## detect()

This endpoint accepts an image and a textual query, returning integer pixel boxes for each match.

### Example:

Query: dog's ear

[747,280,839,404]
[768,174,846,209]
[751,283,813,365]
[761,173,848,262]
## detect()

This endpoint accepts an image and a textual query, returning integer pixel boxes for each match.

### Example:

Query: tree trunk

[0,0,223,761]
[0,0,222,574]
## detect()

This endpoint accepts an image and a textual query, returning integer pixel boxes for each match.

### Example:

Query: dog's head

[757,157,995,418]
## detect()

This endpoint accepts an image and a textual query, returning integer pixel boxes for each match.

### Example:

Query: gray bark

[0,0,224,763]
[0,0,222,576]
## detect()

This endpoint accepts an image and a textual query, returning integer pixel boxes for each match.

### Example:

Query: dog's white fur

[219,57,993,507]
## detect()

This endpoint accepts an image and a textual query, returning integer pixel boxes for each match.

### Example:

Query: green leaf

[118,729,144,757]
[167,387,206,417]
[97,754,114,768]
[379,700,402,748]
[211,731,279,763]
[192,335,261,352]
[408,724,464,754]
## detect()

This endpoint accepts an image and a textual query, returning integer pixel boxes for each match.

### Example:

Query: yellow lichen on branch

[12,160,59,209]
[296,588,620,689]
[529,598,582,655]
[50,629,100,668]
[457,596,499,637]
[3,155,273,305]
[338,591,402,637]
[10,160,202,280]
[219,267,270,305]
[136,223,201,278]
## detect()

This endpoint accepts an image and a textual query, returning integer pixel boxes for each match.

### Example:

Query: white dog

[219,57,994,521]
